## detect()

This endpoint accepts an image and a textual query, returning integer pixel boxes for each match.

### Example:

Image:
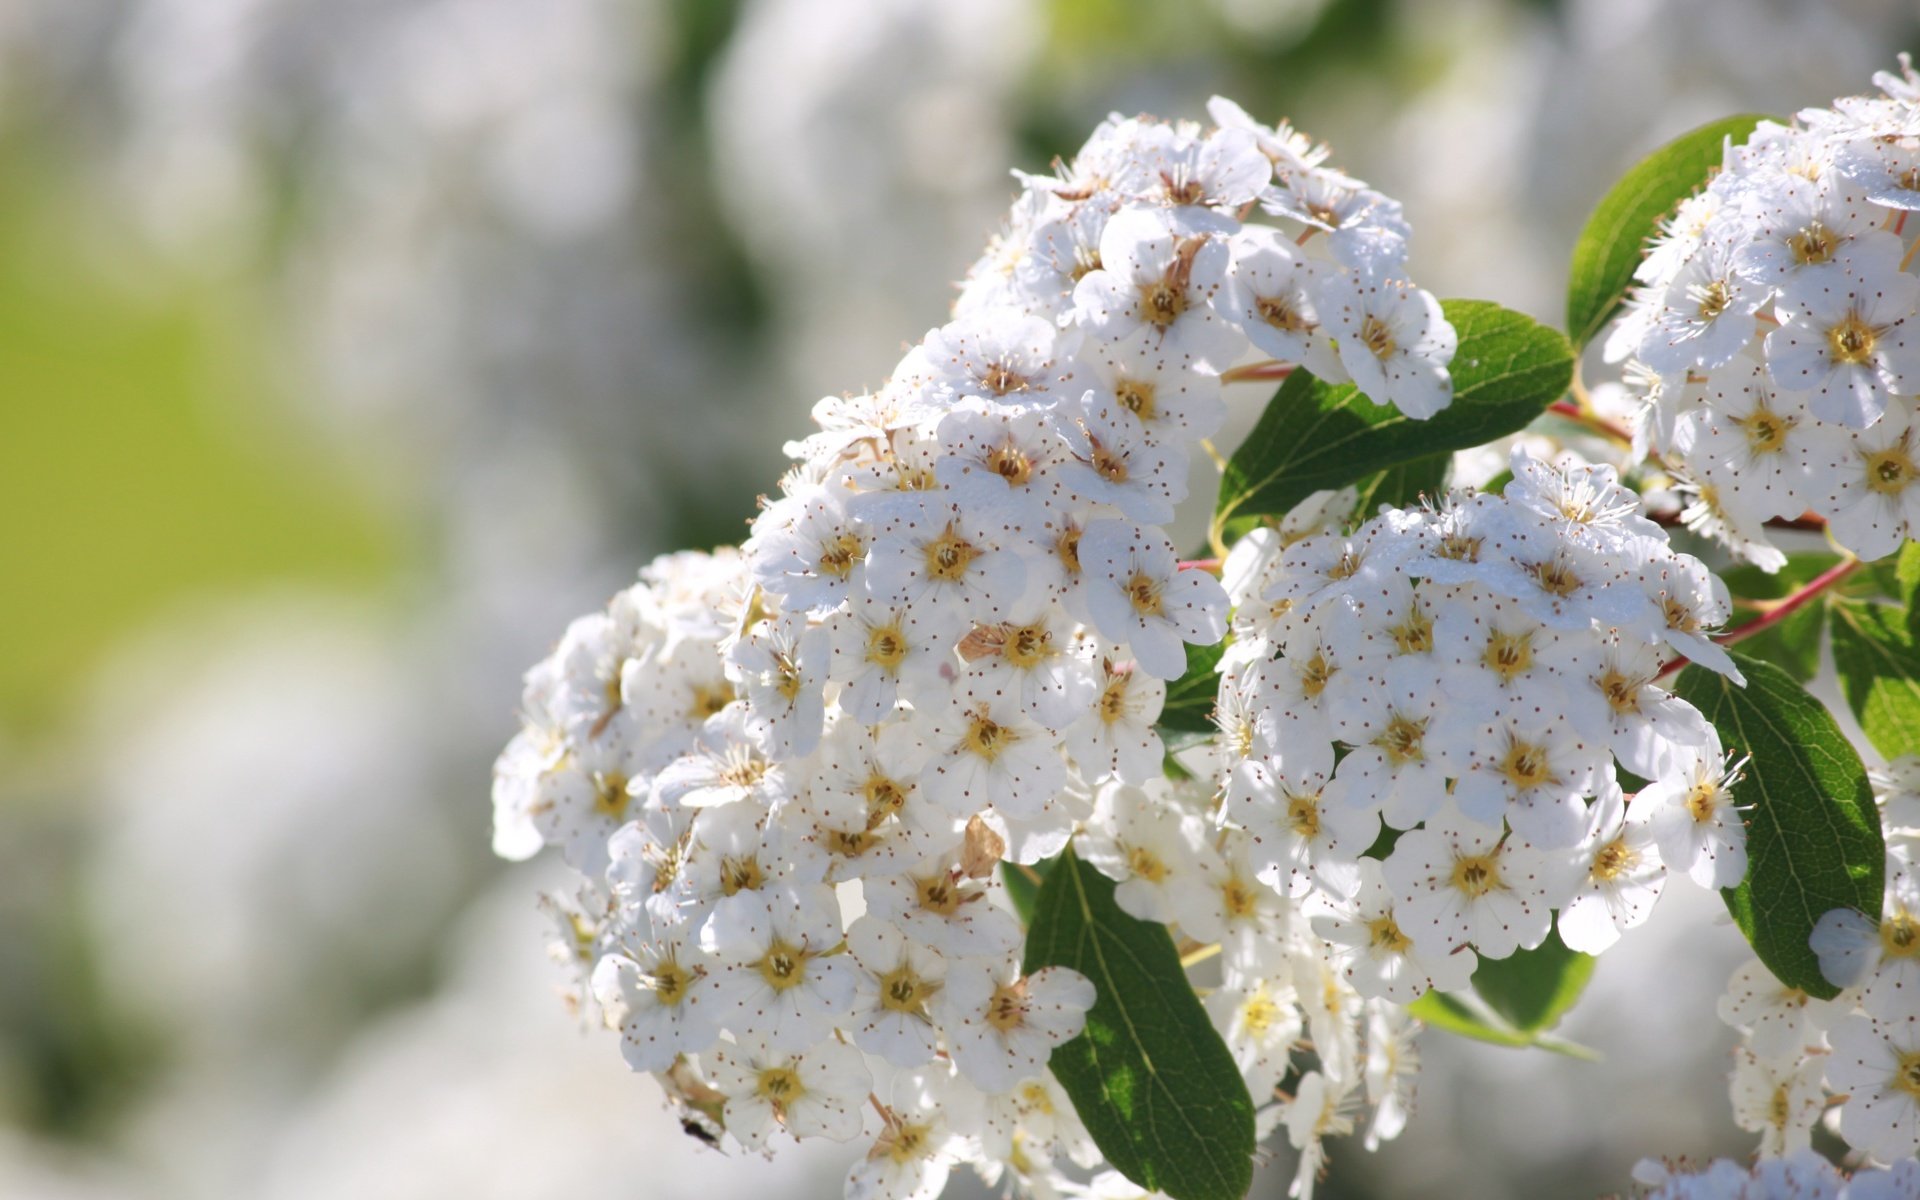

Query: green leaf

[1407,990,1597,1060]
[1407,930,1598,1058]
[1001,858,1053,925]
[1023,849,1255,1200]
[1351,453,1450,519]
[1157,639,1226,735]
[1828,598,1920,761]
[1732,596,1825,683]
[1211,300,1571,548]
[1565,114,1768,349]
[1671,653,1884,999]
[1470,928,1596,1032]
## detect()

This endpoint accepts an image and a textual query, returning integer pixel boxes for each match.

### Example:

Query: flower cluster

[1709,756,1920,1166]
[491,97,1454,1200]
[1205,449,1743,988]
[1608,55,1920,566]
[1624,1150,1919,1199]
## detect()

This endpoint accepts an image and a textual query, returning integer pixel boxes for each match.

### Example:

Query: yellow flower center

[1483,630,1535,682]
[592,771,631,819]
[923,526,979,583]
[879,963,937,1014]
[1788,221,1836,265]
[649,958,694,1006]
[689,680,736,721]
[1359,314,1397,360]
[720,854,764,896]
[756,1065,804,1104]
[1286,792,1321,839]
[986,441,1033,486]
[1864,440,1918,496]
[1004,622,1053,669]
[1896,1050,1920,1100]
[1389,606,1433,655]
[1738,407,1792,456]
[1882,911,1920,959]
[964,710,1015,761]
[1116,379,1158,421]
[1828,312,1878,366]
[863,773,908,825]
[1127,844,1169,883]
[1451,853,1502,898]
[757,939,809,992]
[1257,293,1312,333]
[866,623,908,669]
[1298,651,1335,699]
[1367,914,1412,952]
[981,362,1029,396]
[818,531,865,579]
[1590,837,1636,883]
[1127,571,1164,617]
[986,981,1030,1032]
[1597,667,1642,716]
[1499,737,1556,790]
[914,872,964,916]
[1376,714,1428,766]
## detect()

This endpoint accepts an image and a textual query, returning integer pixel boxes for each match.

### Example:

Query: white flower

[863,856,1023,961]
[1222,226,1339,376]
[1061,659,1166,786]
[591,932,721,1073]
[1766,257,1920,428]
[1730,1045,1828,1158]
[706,883,856,1052]
[1383,810,1565,960]
[748,483,869,613]
[1283,1071,1356,1200]
[1643,739,1750,890]
[1054,390,1189,523]
[920,694,1069,820]
[1077,780,1208,924]
[1828,1010,1920,1162]
[1319,272,1454,419]
[1824,411,1920,560]
[1078,519,1228,680]
[1717,958,1834,1062]
[708,1036,871,1149]
[825,592,951,723]
[1556,786,1667,956]
[1204,973,1302,1098]
[935,959,1095,1094]
[861,483,1033,630]
[1072,207,1240,369]
[845,1065,985,1200]
[845,916,948,1067]
[1310,860,1476,1002]
[729,609,831,761]
[955,595,1100,732]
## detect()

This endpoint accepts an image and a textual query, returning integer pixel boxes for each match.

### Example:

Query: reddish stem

[1547,399,1633,445]
[1648,509,1828,534]
[1221,361,1295,384]
[1178,557,1223,574]
[1656,557,1861,680]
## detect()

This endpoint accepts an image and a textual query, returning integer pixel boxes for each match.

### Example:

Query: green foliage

[1408,930,1597,1058]
[1157,639,1227,735]
[1211,300,1570,548]
[1565,114,1768,348]
[1672,653,1885,999]
[1023,850,1255,1200]
[1351,453,1451,519]
[1828,598,1920,762]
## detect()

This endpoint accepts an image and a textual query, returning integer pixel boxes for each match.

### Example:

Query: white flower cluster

[1203,449,1744,988]
[1712,757,1920,1166]
[1625,1150,1920,1200]
[491,98,1454,1200]
[1610,57,1920,566]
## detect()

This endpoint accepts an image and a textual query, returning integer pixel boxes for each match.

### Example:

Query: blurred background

[1,1,1914,1197]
